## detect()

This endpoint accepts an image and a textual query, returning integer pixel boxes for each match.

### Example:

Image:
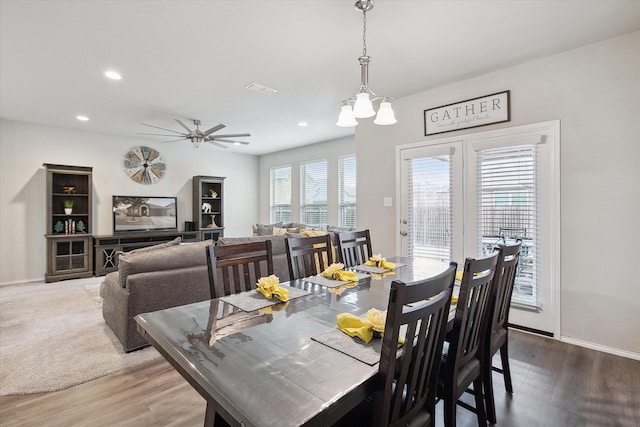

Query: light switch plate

[383,197,392,207]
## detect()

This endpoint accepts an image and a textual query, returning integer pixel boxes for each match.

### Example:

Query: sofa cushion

[118,239,213,288]
[114,236,181,258]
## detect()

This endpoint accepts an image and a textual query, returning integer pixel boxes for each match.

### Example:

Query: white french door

[398,121,560,336]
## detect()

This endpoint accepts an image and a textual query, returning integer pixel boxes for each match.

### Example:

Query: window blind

[300,160,328,227]
[477,144,538,307]
[407,154,452,261]
[270,166,291,223]
[339,155,357,228]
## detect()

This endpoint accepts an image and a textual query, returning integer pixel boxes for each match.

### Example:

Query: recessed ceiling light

[233,142,242,146]
[298,122,308,127]
[104,70,122,80]
[76,115,89,121]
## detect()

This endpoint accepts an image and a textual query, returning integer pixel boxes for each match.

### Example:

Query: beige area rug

[0,277,161,395]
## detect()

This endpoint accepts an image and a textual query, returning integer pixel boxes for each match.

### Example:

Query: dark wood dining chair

[285,234,333,280]
[483,241,521,424]
[438,251,500,427]
[336,229,373,268]
[206,240,274,298]
[337,263,458,427]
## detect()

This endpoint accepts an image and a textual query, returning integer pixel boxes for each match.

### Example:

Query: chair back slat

[285,234,333,280]
[373,263,457,427]
[206,240,274,298]
[491,242,522,335]
[337,230,373,267]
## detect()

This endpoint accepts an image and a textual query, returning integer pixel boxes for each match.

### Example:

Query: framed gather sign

[424,90,510,136]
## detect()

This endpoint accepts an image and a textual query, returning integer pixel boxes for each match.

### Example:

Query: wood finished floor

[1,329,639,427]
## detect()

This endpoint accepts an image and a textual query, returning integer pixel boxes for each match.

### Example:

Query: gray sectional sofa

[101,231,340,352]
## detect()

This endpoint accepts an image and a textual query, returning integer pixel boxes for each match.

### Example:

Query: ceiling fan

[139,119,251,149]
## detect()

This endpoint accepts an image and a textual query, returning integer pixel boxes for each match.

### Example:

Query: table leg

[205,400,231,427]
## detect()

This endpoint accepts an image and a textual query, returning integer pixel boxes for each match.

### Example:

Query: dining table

[135,256,456,427]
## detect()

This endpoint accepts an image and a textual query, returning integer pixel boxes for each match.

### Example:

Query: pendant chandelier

[336,0,397,127]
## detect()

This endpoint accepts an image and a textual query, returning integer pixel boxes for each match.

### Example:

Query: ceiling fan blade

[210,133,251,138]
[137,132,186,137]
[159,138,189,143]
[214,138,250,145]
[175,119,193,133]
[205,141,228,149]
[203,124,226,136]
[140,123,185,135]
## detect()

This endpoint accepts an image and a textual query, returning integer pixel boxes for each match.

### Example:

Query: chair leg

[444,391,457,427]
[473,377,488,426]
[499,342,513,394]
[483,354,497,425]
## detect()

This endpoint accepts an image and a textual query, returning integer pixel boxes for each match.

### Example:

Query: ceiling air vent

[245,82,278,95]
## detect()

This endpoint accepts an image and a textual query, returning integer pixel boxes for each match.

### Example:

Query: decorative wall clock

[123,146,166,184]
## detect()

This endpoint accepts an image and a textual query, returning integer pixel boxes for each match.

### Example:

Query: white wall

[355,32,640,355]
[0,120,259,284]
[258,136,355,226]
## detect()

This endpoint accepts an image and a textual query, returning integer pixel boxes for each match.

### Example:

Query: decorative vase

[64,208,73,215]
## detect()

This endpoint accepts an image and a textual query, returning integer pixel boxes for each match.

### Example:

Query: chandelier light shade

[336,0,397,127]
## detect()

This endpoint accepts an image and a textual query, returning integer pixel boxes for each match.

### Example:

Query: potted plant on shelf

[64,200,74,215]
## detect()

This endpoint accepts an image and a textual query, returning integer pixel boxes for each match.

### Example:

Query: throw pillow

[256,222,283,236]
[124,237,182,256]
[272,227,287,235]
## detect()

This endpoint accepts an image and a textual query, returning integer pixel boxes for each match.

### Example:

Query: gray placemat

[220,286,310,312]
[312,329,382,365]
[303,272,369,288]
[352,263,406,274]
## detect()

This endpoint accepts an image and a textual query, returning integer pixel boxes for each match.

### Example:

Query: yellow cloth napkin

[336,313,374,343]
[335,310,408,345]
[322,263,358,282]
[365,308,386,333]
[455,271,463,281]
[451,295,459,304]
[256,274,289,302]
[364,254,396,270]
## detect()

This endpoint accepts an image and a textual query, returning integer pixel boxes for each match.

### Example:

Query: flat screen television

[112,195,178,233]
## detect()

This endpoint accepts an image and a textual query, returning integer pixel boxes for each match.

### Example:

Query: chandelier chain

[362,10,367,56]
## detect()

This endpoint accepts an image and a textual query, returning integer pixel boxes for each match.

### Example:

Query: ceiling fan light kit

[336,0,397,128]
[138,119,251,149]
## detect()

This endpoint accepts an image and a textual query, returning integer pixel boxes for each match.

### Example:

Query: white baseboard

[560,336,640,361]
[0,277,45,287]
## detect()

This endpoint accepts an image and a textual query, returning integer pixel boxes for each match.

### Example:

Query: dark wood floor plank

[1,330,638,427]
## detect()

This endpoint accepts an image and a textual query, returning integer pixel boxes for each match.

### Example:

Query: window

[270,166,291,223]
[476,144,537,306]
[339,155,357,228]
[300,160,327,227]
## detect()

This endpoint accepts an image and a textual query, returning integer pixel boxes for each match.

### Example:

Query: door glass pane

[407,155,452,261]
[477,144,537,306]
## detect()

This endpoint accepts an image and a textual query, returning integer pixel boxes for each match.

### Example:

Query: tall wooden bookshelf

[192,175,225,241]
[43,163,94,282]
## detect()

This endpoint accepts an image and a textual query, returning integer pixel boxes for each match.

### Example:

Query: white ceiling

[1,0,639,155]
